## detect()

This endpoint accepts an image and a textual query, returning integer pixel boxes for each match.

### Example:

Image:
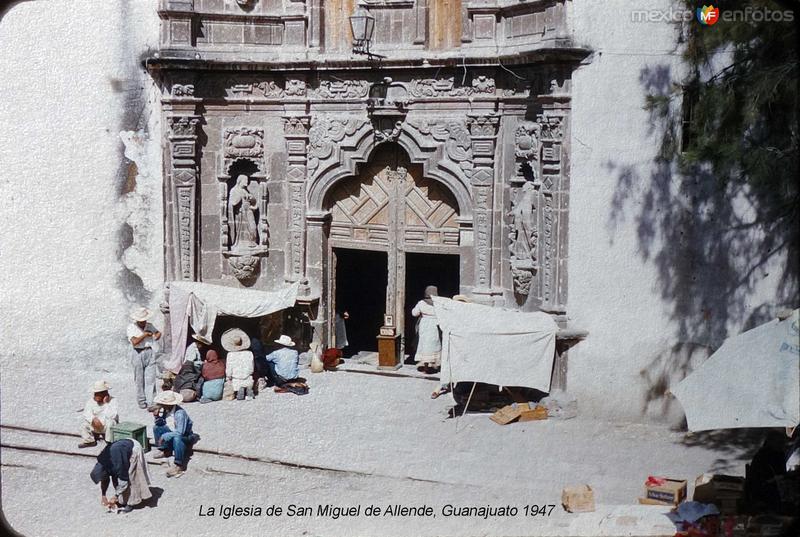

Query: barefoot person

[78,381,119,448]
[90,437,151,513]
[127,307,161,409]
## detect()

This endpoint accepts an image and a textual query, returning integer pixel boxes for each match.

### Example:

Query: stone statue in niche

[509,180,538,270]
[228,175,259,251]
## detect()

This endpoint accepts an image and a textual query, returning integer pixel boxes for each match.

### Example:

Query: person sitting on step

[265,335,308,395]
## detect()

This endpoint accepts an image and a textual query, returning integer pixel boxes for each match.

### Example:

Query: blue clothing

[265,347,299,381]
[200,378,224,402]
[153,406,195,466]
[173,406,193,436]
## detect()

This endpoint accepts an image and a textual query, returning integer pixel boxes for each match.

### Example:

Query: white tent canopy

[165,281,299,373]
[672,309,800,432]
[432,296,559,392]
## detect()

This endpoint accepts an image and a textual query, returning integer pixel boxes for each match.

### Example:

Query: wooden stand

[377,333,401,370]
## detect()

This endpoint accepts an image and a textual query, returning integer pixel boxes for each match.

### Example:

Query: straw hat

[130,307,151,322]
[92,380,111,393]
[221,328,251,352]
[452,294,472,303]
[274,334,295,347]
[192,333,212,345]
[153,390,184,406]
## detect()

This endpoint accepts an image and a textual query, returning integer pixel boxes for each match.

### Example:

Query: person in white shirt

[222,328,255,401]
[127,307,162,409]
[78,380,119,448]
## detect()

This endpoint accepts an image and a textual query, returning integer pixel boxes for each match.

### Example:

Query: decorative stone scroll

[168,115,201,281]
[467,113,500,295]
[202,76,307,99]
[307,116,369,175]
[310,79,370,100]
[408,76,496,98]
[283,115,310,286]
[171,84,195,97]
[405,117,473,174]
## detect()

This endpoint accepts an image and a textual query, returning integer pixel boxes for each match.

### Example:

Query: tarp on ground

[165,281,299,373]
[671,309,800,432]
[432,296,559,392]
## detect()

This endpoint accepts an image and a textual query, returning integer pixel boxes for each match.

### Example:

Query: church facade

[149,0,587,355]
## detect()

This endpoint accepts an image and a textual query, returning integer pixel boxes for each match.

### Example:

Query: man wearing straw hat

[127,306,162,409]
[78,380,119,448]
[265,335,308,395]
[150,390,197,478]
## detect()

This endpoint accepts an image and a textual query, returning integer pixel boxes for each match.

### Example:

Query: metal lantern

[350,6,377,56]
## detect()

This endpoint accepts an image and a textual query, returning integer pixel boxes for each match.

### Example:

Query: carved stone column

[283,115,311,294]
[538,112,567,311]
[467,113,500,302]
[167,114,201,281]
[306,209,331,345]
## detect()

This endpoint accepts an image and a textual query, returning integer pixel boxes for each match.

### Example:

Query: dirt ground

[0,359,761,537]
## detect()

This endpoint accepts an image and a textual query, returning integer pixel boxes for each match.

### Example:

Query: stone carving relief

[509,181,539,274]
[224,127,265,168]
[409,76,496,98]
[203,77,306,99]
[311,80,370,100]
[228,255,260,281]
[168,115,200,281]
[171,84,195,97]
[405,117,473,173]
[515,121,541,160]
[228,175,260,251]
[307,116,368,174]
[220,127,269,282]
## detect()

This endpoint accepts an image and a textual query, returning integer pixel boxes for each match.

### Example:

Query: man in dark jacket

[90,438,151,512]
[174,359,204,402]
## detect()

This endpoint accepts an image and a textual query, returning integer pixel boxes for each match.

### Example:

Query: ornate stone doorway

[323,143,461,353]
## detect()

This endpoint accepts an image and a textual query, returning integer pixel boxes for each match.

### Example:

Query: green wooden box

[110,421,150,452]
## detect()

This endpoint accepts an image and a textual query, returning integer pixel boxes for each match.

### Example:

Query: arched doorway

[323,143,461,358]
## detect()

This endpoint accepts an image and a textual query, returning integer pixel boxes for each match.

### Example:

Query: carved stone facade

[151,0,586,350]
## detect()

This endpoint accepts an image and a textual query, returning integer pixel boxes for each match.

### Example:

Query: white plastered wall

[0,0,163,370]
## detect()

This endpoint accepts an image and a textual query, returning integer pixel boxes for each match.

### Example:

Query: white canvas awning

[672,309,800,432]
[432,297,559,392]
[165,281,299,373]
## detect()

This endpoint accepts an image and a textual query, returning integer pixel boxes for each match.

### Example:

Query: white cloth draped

[166,281,299,374]
[432,297,559,392]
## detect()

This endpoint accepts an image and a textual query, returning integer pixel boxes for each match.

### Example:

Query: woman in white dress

[411,285,441,374]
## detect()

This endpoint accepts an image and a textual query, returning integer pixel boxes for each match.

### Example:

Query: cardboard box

[490,403,529,425]
[693,474,744,514]
[562,484,595,513]
[643,477,687,505]
[111,421,150,452]
[519,404,548,422]
[491,403,549,425]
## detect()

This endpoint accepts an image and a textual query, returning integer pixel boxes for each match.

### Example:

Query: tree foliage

[678,0,798,241]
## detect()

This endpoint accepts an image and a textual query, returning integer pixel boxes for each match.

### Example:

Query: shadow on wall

[607,64,799,427]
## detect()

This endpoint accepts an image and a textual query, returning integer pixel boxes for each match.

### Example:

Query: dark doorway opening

[404,252,460,360]
[334,248,388,353]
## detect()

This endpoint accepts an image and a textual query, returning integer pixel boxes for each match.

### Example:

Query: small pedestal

[377,333,401,370]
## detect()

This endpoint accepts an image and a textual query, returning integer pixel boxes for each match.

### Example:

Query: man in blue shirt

[265,335,307,395]
[150,390,198,478]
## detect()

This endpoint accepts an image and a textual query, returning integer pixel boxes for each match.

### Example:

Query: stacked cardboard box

[693,474,745,514]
